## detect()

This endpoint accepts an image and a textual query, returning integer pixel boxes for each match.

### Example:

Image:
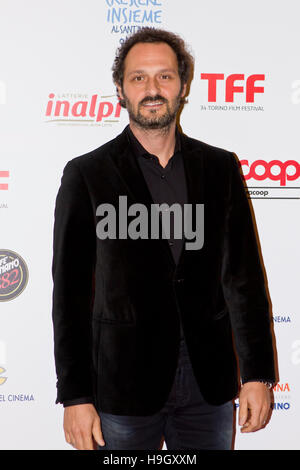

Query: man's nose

[145,76,161,95]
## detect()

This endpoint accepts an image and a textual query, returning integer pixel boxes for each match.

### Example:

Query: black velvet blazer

[52,126,276,415]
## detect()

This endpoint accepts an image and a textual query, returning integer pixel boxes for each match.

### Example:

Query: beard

[122,91,183,131]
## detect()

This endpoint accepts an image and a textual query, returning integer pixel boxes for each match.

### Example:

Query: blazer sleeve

[221,153,276,384]
[52,160,96,404]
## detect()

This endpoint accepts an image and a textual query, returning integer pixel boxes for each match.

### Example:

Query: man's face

[117,42,187,130]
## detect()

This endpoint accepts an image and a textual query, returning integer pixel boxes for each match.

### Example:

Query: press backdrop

[0,0,299,450]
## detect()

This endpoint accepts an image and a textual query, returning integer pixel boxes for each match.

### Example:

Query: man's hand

[238,382,271,433]
[63,403,105,450]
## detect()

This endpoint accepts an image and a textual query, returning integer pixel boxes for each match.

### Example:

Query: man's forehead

[124,42,178,72]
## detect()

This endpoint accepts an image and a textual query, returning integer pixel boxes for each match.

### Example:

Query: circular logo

[0,250,29,302]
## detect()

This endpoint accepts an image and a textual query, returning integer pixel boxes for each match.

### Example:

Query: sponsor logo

[272,315,291,324]
[0,80,6,105]
[241,159,299,187]
[273,383,290,393]
[291,80,300,104]
[200,73,265,112]
[271,402,291,410]
[44,93,122,126]
[0,342,35,403]
[0,250,29,302]
[105,0,163,43]
[0,171,9,191]
[271,382,291,411]
[0,171,9,209]
[238,159,300,200]
[0,367,7,386]
[0,394,34,403]
[0,341,7,385]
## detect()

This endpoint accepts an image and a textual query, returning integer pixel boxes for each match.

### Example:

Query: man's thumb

[92,418,105,447]
[238,398,248,426]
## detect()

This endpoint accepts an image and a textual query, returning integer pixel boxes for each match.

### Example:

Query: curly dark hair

[112,27,194,108]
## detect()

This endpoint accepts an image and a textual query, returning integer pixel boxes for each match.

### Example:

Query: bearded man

[52,28,276,451]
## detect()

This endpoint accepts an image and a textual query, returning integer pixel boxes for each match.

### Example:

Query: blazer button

[174,278,184,283]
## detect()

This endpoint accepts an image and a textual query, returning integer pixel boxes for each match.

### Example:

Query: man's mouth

[142,101,164,108]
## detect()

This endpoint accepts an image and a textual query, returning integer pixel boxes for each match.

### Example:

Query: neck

[129,120,177,168]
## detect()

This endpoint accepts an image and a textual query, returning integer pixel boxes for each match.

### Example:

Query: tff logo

[200,74,265,102]
[240,159,300,186]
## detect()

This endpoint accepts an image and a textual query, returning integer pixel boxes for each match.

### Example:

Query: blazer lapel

[176,132,205,268]
[180,132,205,207]
[108,127,205,269]
[109,127,155,208]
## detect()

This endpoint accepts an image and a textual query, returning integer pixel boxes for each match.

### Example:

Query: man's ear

[116,83,124,101]
[181,82,187,99]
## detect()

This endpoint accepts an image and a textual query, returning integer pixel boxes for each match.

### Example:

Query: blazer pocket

[96,316,135,325]
[94,301,136,325]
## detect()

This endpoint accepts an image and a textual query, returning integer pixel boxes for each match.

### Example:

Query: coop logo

[240,159,300,187]
[0,250,29,302]
[105,0,163,39]
[44,93,122,126]
[0,171,9,190]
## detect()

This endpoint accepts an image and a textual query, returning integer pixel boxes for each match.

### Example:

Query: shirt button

[161,174,166,179]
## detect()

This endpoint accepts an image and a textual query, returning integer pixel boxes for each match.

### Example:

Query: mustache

[139,95,168,106]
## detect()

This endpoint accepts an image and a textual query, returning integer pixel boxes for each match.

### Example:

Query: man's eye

[134,76,144,81]
[161,75,171,79]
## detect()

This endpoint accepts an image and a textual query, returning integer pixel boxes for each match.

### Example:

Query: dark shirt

[126,125,188,266]
[63,125,188,408]
[126,125,187,342]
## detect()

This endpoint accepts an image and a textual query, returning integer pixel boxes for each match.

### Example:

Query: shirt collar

[126,124,182,161]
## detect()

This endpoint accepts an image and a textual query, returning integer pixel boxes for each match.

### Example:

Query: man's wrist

[63,396,95,408]
[242,379,274,389]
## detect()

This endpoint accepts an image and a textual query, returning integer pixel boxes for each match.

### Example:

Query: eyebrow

[127,68,177,77]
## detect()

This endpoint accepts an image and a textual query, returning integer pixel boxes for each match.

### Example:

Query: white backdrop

[0,0,299,450]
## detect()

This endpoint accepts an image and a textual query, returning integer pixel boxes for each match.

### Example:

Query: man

[52,28,276,451]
